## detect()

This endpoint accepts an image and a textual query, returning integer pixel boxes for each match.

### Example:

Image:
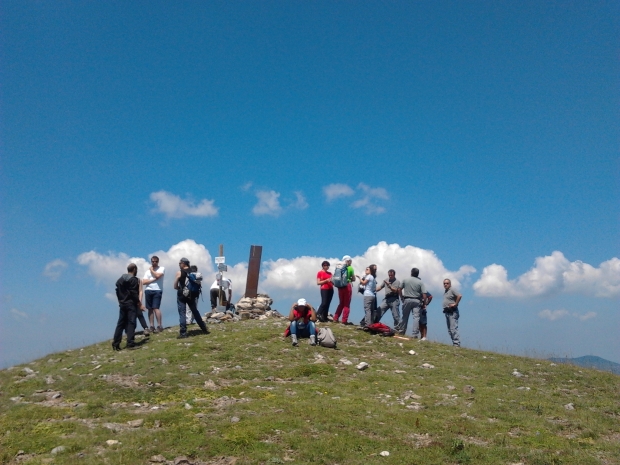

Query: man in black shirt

[174,257,209,338]
[113,263,145,350]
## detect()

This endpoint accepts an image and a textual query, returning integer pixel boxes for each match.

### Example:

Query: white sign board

[215,256,225,264]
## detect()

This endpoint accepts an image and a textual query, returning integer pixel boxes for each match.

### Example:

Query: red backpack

[365,322,395,337]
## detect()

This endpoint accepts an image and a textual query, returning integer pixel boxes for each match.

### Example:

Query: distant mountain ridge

[548,355,620,375]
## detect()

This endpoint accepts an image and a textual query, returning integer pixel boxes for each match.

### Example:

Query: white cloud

[323,182,390,215]
[10,308,28,320]
[78,240,250,307]
[252,190,283,217]
[538,309,598,322]
[150,190,218,219]
[261,241,476,300]
[241,182,253,191]
[575,311,597,321]
[473,252,620,298]
[292,191,309,210]
[77,239,213,284]
[323,183,355,201]
[78,240,475,314]
[538,309,569,321]
[43,259,68,280]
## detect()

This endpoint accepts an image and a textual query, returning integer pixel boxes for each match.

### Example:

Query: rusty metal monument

[244,245,262,298]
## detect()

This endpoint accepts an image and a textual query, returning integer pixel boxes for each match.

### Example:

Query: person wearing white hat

[333,255,356,324]
[286,298,317,346]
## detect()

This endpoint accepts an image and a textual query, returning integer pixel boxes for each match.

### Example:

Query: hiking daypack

[332,264,348,288]
[183,272,203,298]
[366,322,395,337]
[317,327,337,348]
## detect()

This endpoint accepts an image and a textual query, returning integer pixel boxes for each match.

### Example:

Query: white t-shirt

[210,278,231,291]
[143,266,165,291]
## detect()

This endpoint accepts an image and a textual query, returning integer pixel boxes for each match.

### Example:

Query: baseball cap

[297,298,307,306]
[342,255,352,261]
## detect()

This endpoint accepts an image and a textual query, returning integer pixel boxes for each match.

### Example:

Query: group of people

[112,257,233,349]
[112,253,462,350]
[314,256,462,346]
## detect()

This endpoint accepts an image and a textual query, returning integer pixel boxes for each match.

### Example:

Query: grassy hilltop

[1,318,619,465]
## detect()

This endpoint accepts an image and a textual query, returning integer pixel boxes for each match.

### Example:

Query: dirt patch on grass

[405,433,433,448]
[105,373,144,388]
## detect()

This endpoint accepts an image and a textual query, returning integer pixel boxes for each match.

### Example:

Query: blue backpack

[183,272,203,298]
[332,264,348,288]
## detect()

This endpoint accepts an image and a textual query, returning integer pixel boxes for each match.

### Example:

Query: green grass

[1,319,619,464]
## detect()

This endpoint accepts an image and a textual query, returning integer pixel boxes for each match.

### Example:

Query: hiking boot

[420,337,427,341]
[143,328,150,336]
[177,334,188,339]
[344,321,354,326]
[309,335,316,346]
[291,335,298,346]
[112,342,121,351]
[201,326,210,334]
[149,326,156,333]
[157,326,164,333]
[126,342,137,349]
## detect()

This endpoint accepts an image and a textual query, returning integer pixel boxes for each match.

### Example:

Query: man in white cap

[286,298,317,346]
[333,255,356,325]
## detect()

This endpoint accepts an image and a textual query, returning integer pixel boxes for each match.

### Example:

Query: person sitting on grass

[286,299,317,346]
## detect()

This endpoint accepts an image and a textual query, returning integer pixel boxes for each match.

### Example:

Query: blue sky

[1,1,618,368]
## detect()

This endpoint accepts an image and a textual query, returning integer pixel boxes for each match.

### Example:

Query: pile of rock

[235,294,284,320]
[203,294,284,324]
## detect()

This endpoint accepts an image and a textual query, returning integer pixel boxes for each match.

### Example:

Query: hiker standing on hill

[316,261,334,322]
[286,298,317,346]
[442,279,462,347]
[333,255,356,325]
[173,258,208,339]
[142,255,165,333]
[359,264,378,327]
[397,267,428,337]
[375,269,401,328]
[113,263,145,350]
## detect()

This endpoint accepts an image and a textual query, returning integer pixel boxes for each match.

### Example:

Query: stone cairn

[204,293,284,325]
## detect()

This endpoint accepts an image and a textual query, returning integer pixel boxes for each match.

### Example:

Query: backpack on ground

[365,322,395,337]
[183,272,203,298]
[332,264,348,288]
[317,327,337,348]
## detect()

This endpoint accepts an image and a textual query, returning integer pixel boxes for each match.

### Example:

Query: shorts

[145,290,163,310]
[419,308,428,325]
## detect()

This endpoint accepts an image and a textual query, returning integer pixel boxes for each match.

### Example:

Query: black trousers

[113,304,137,345]
[210,288,229,309]
[317,288,334,321]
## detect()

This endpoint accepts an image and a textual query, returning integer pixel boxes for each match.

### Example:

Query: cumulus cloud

[292,191,309,210]
[78,240,250,308]
[352,183,389,214]
[473,252,620,298]
[78,240,475,314]
[252,190,283,216]
[77,239,213,284]
[538,309,569,321]
[323,182,390,214]
[43,259,68,280]
[323,183,355,201]
[538,309,598,321]
[576,311,597,321]
[11,308,28,320]
[150,190,218,219]
[262,241,476,299]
